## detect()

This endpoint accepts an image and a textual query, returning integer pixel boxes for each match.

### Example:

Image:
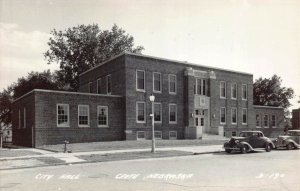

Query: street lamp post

[149,94,155,153]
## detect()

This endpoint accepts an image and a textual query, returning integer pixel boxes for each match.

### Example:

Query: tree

[253,75,294,116]
[0,70,61,126]
[44,24,144,90]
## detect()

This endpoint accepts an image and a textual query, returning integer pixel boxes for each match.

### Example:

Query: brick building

[292,108,300,129]
[12,52,284,147]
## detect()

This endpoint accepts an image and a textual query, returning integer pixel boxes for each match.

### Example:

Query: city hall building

[12,52,284,147]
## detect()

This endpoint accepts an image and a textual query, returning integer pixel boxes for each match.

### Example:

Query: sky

[0,0,299,109]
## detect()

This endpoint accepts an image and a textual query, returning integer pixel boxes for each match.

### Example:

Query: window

[137,131,145,140]
[256,114,261,128]
[263,115,269,128]
[242,84,247,100]
[220,107,226,124]
[106,75,111,94]
[97,106,108,127]
[153,72,161,93]
[136,70,145,91]
[57,104,69,127]
[169,131,177,139]
[231,108,237,124]
[231,83,237,99]
[18,109,21,129]
[169,104,177,124]
[232,131,237,136]
[271,115,276,128]
[23,108,26,128]
[136,102,146,123]
[220,81,226,98]
[97,78,101,94]
[78,105,89,127]
[154,103,162,123]
[169,74,176,94]
[155,131,162,139]
[196,79,206,95]
[242,108,247,124]
[89,82,93,93]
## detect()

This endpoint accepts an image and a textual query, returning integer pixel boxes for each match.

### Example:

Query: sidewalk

[0,145,223,170]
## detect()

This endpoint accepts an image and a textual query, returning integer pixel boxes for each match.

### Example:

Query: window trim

[169,131,177,139]
[168,74,177,94]
[271,114,277,128]
[154,102,162,123]
[220,81,226,99]
[263,114,269,128]
[136,70,145,92]
[220,107,226,125]
[231,107,237,125]
[97,78,101,94]
[169,103,177,124]
[242,84,247,100]
[231,83,237,100]
[97,105,109,128]
[57,104,70,127]
[106,75,111,94]
[136,102,146,123]
[23,107,26,128]
[78,105,90,127]
[154,131,162,139]
[153,72,162,93]
[242,108,248,125]
[137,131,146,140]
[256,114,261,128]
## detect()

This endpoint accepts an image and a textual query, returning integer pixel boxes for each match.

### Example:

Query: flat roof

[13,89,123,103]
[80,51,253,76]
[253,105,284,109]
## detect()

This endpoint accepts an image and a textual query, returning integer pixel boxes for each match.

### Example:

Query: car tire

[265,143,272,152]
[286,143,294,150]
[225,149,231,154]
[240,145,247,154]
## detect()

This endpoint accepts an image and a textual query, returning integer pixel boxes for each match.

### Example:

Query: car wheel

[265,143,272,152]
[240,145,247,154]
[286,143,294,150]
[225,149,231,154]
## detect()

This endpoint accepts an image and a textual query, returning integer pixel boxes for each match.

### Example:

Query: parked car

[223,131,275,154]
[273,130,300,150]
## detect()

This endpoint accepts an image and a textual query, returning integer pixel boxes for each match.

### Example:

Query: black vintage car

[274,130,300,150]
[223,131,275,154]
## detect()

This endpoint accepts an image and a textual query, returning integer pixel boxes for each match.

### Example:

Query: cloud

[0,22,58,90]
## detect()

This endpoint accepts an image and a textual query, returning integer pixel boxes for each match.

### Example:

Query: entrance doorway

[195,109,205,135]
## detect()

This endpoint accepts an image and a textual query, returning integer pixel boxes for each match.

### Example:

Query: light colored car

[274,130,300,150]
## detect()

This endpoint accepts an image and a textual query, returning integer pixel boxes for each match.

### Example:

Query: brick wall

[292,109,300,129]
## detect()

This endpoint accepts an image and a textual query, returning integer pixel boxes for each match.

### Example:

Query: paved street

[0,149,299,191]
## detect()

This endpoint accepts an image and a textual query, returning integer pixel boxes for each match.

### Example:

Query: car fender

[266,141,275,149]
[285,139,300,148]
[238,142,254,151]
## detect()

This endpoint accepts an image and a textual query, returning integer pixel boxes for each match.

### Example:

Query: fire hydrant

[63,140,69,153]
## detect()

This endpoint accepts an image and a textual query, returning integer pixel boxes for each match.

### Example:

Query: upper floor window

[136,70,145,91]
[23,108,26,128]
[220,81,226,98]
[154,103,162,123]
[242,84,247,100]
[271,115,276,128]
[89,82,93,93]
[153,72,161,93]
[136,102,146,123]
[97,106,108,127]
[78,105,89,127]
[18,109,21,129]
[106,75,111,94]
[97,78,101,94]
[256,114,261,128]
[169,104,177,124]
[231,107,237,124]
[169,74,176,94]
[57,104,69,127]
[231,83,237,99]
[263,114,269,128]
[242,108,247,124]
[196,79,206,95]
[220,107,226,124]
